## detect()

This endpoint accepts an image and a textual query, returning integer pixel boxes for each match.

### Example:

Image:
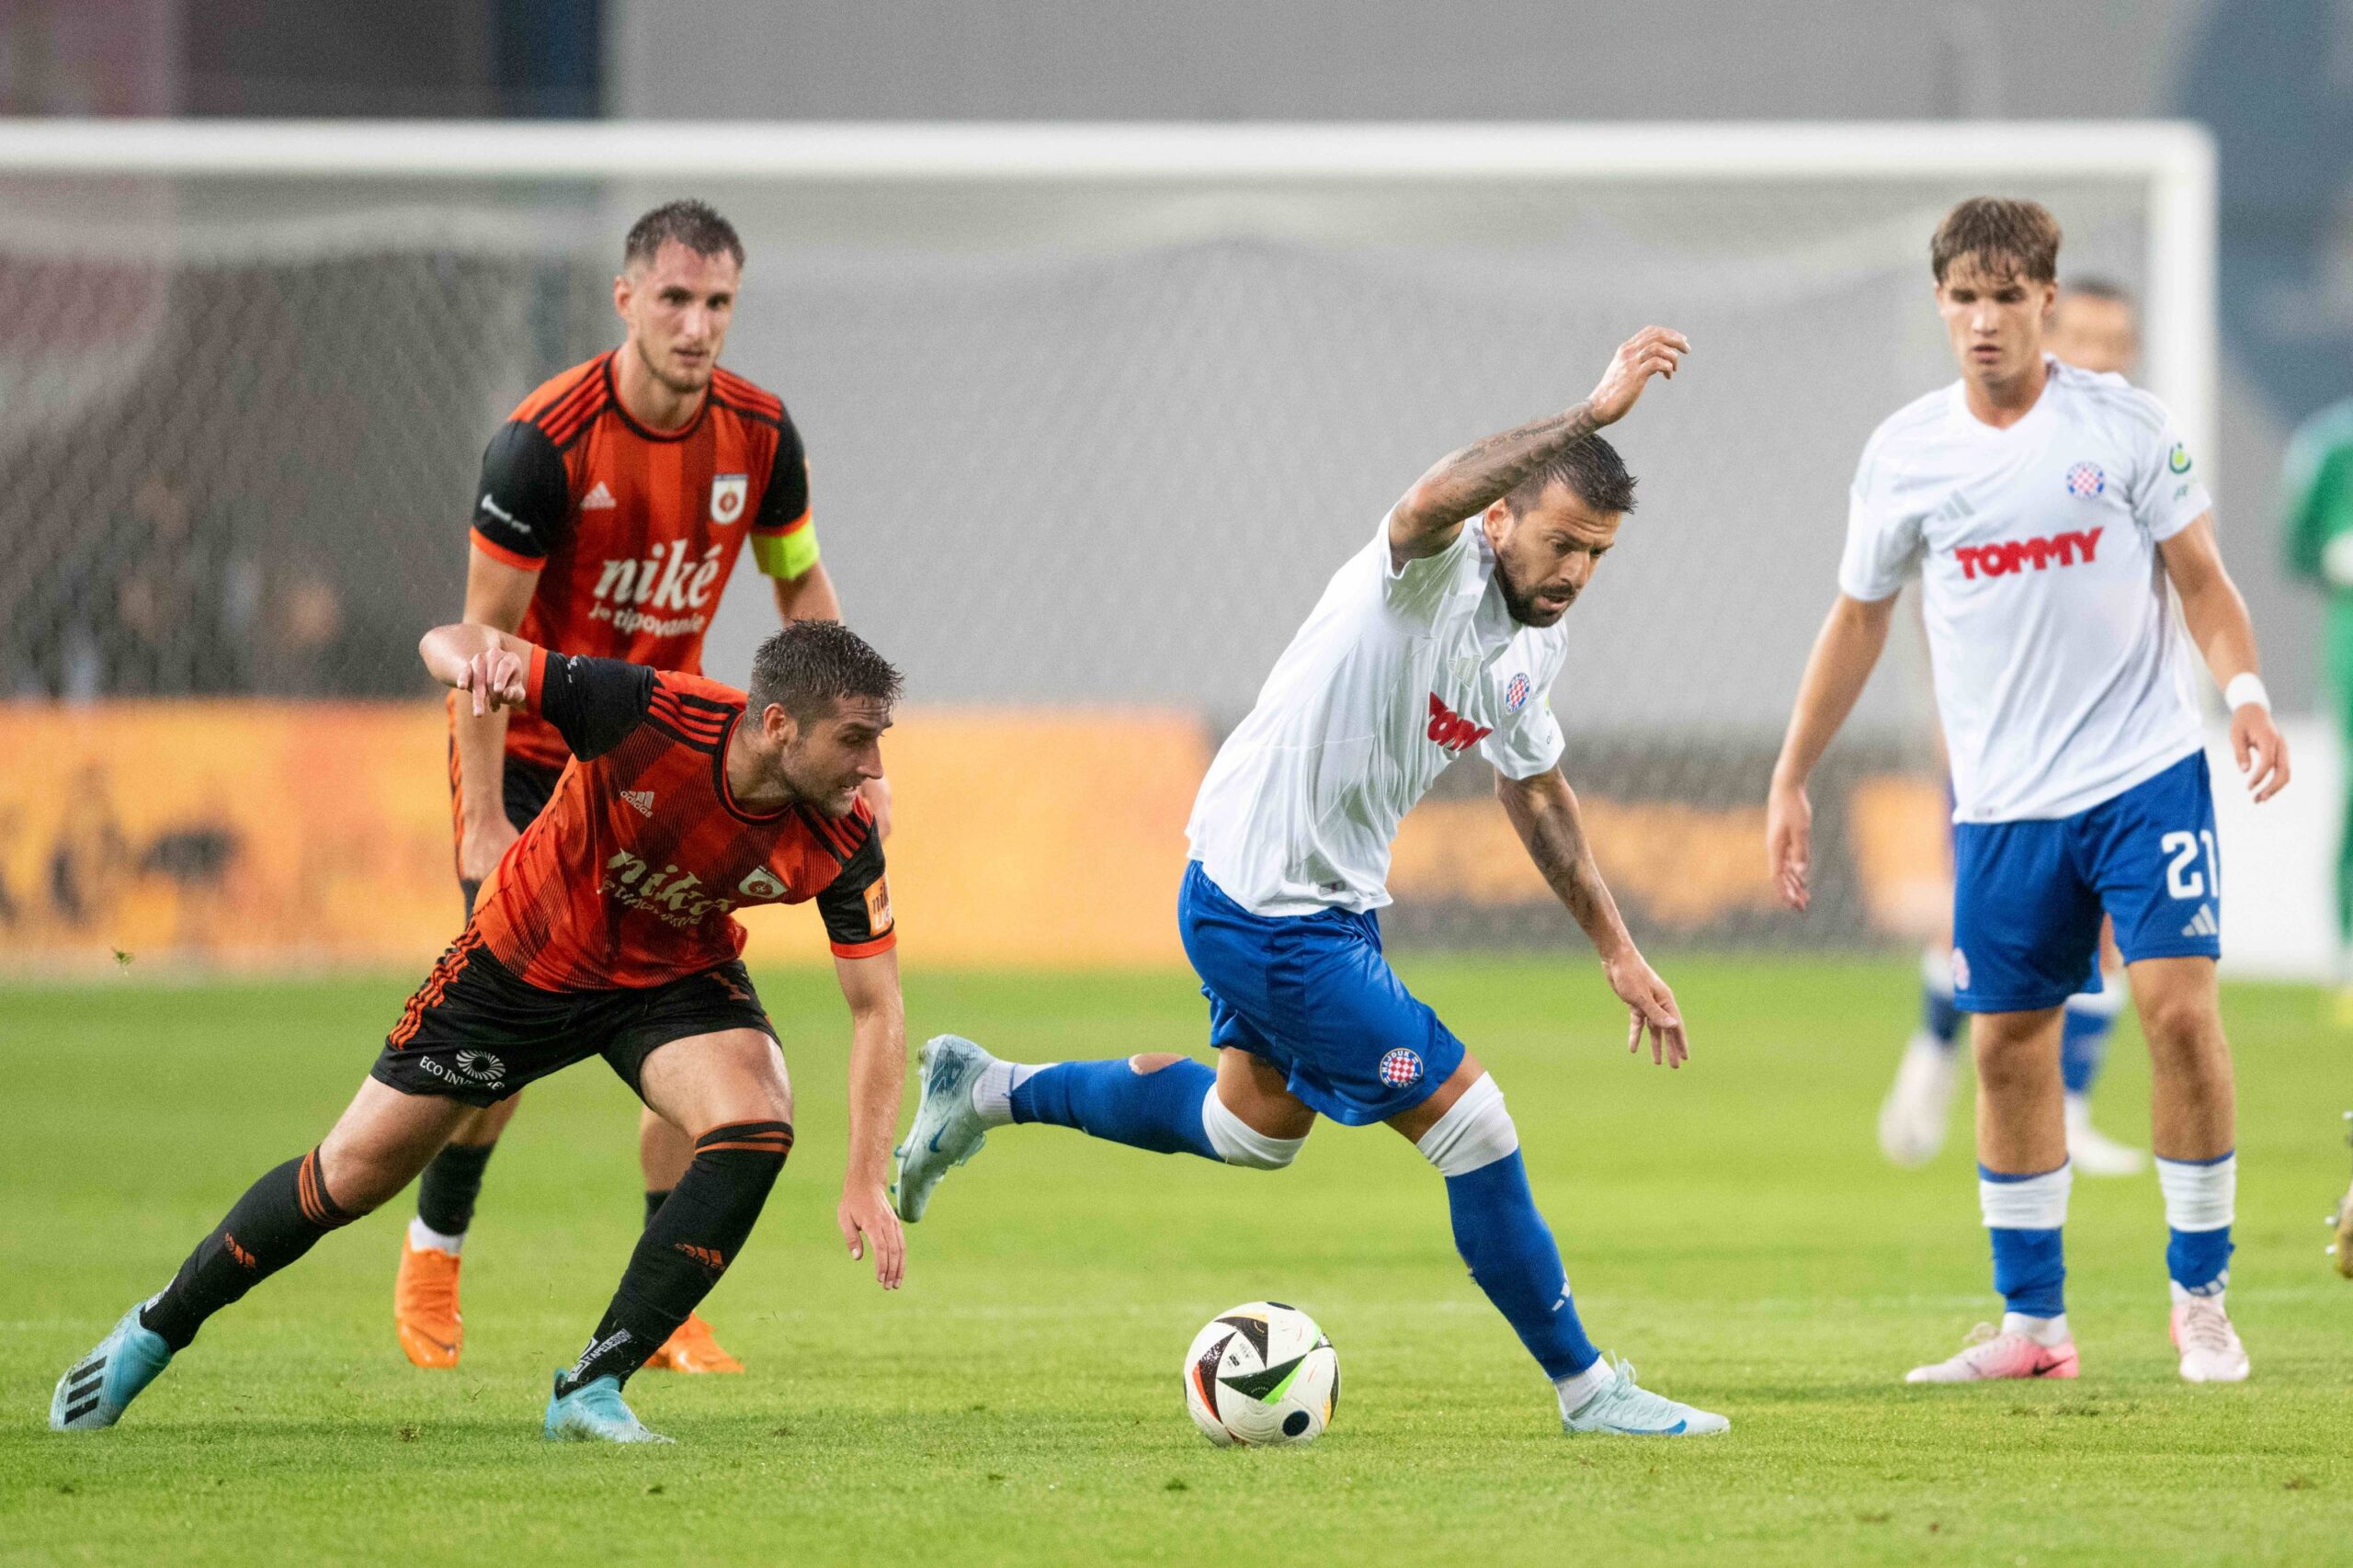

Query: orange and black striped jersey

[467,351,816,770]
[472,649,892,991]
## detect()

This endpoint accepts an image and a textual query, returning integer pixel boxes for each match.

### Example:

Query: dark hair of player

[1930,197,2062,285]
[1502,433,1639,518]
[2062,275,2133,304]
[746,619,904,726]
[623,199,746,272]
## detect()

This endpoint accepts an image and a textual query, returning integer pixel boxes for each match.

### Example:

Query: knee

[2139,992,2215,1053]
[1972,1027,2057,1096]
[1201,1090,1305,1170]
[1129,1053,1188,1074]
[1415,1074,1518,1178]
[314,1139,415,1216]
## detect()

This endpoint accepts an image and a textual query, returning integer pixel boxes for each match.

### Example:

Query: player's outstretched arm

[1495,767,1688,1068]
[2159,516,2291,802]
[1388,325,1689,562]
[418,622,536,716]
[1767,593,1896,912]
[452,547,543,882]
[834,948,908,1290]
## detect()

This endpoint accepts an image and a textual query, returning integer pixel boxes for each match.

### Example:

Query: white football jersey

[1188,515,1571,916]
[1840,358,2212,823]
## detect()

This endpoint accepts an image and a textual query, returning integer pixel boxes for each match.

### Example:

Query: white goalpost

[0,119,2220,951]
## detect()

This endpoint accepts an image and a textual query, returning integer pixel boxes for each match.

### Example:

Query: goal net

[0,122,2214,957]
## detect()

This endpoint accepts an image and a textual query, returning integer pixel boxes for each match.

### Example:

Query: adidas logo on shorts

[2180,903,2219,938]
[621,790,654,817]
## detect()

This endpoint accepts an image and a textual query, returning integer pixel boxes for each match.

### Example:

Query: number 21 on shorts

[2161,829,2221,901]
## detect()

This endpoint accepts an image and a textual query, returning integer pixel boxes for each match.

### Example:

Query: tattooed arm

[1389,325,1689,562]
[1495,766,1689,1068]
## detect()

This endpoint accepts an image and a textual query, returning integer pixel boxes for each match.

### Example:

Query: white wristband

[2224,673,2270,713]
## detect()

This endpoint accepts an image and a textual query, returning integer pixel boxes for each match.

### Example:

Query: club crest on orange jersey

[738,866,788,900]
[710,473,749,525]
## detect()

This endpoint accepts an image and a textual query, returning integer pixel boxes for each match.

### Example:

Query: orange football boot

[642,1312,744,1374]
[393,1239,464,1369]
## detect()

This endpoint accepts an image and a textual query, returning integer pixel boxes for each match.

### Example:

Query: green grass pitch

[4,956,2350,1565]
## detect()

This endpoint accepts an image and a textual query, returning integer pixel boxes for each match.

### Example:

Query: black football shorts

[371,933,776,1108]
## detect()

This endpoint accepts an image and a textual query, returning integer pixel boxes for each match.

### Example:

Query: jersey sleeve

[1477,665,1567,781]
[749,416,818,580]
[1835,437,1921,602]
[814,823,895,959]
[471,420,570,569]
[2126,403,2212,546]
[525,648,655,761]
[1379,510,1479,629]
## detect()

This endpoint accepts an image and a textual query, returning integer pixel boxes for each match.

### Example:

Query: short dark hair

[2062,275,2133,305]
[1931,197,2062,284]
[623,199,745,272]
[1503,434,1638,517]
[745,619,903,726]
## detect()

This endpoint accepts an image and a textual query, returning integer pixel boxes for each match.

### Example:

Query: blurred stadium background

[0,0,2341,978]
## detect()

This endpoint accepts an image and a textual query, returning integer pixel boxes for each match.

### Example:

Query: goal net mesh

[0,162,2175,950]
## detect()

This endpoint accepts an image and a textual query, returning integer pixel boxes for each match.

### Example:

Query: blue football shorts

[1951,749,2222,1015]
[1176,860,1464,1126]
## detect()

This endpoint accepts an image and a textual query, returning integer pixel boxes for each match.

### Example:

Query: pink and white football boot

[2169,1296,2250,1383]
[1904,1322,2080,1383]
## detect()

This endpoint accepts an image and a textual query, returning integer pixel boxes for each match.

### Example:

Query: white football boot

[2064,1093,2148,1176]
[1878,1031,1957,1168]
[2170,1296,2250,1383]
[891,1035,995,1222]
[1561,1358,1729,1437]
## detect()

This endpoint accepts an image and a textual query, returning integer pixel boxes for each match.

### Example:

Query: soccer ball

[1182,1301,1338,1447]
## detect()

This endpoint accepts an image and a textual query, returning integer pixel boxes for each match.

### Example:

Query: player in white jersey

[1879,276,2150,1177]
[895,327,1730,1437]
[1768,199,2290,1385]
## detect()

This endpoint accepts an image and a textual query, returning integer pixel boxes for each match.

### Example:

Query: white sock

[2168,1280,2226,1308]
[2002,1311,2069,1346]
[1554,1358,1615,1416]
[407,1216,464,1256]
[971,1061,1035,1128]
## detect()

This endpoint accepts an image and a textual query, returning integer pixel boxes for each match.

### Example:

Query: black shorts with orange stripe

[371,932,776,1108]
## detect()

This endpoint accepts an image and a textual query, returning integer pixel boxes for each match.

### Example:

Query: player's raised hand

[1605,949,1688,1068]
[1586,325,1689,427]
[839,1183,906,1290]
[1766,778,1813,912]
[2232,703,2290,803]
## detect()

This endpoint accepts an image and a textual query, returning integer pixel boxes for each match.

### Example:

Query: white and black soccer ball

[1182,1301,1338,1448]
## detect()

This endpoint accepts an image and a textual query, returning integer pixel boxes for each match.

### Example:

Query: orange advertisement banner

[0,701,1208,974]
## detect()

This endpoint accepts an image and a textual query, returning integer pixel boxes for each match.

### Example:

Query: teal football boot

[542,1371,673,1444]
[51,1301,175,1431]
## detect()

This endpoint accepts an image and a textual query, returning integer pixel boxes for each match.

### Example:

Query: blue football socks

[2060,994,2119,1096]
[1444,1151,1600,1380]
[1010,1058,1222,1161]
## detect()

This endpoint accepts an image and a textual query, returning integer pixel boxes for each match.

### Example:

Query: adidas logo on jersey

[621,790,654,817]
[581,480,618,511]
[2180,903,2219,938]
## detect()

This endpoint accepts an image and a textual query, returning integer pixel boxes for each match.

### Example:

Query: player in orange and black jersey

[406,199,876,1376]
[51,618,907,1445]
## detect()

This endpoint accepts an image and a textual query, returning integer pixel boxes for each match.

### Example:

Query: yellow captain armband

[753,516,820,579]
